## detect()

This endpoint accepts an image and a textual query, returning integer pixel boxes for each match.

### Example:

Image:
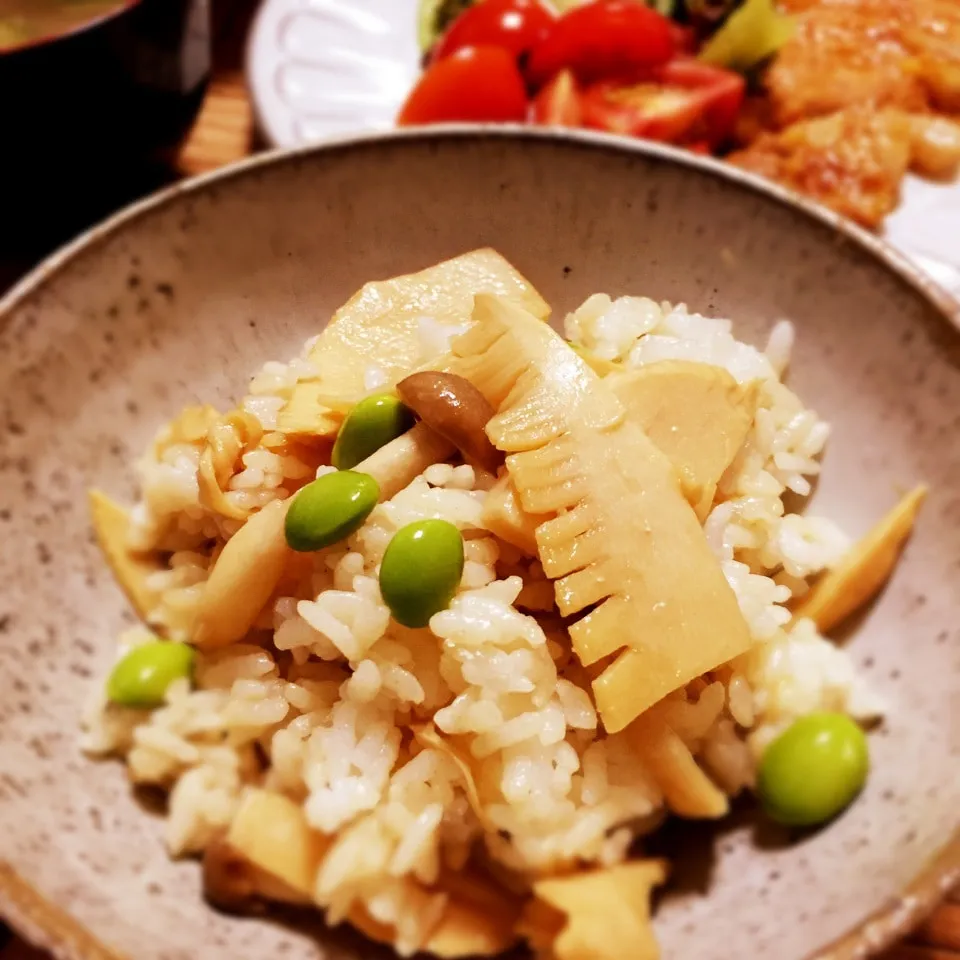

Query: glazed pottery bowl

[1,129,958,960]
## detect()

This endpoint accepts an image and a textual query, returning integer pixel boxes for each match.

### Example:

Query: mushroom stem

[194,498,291,649]
[355,421,455,501]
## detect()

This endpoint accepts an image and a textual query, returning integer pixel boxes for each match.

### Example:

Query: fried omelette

[730,0,960,227]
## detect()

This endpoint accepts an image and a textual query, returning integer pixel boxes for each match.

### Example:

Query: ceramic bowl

[0,129,958,960]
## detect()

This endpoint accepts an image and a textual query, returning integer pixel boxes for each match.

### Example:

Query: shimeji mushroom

[397,371,503,474]
[194,498,292,649]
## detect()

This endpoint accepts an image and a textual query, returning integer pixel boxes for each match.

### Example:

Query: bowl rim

[1,126,958,960]
[2,126,959,329]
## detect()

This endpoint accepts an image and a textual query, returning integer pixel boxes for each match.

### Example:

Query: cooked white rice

[83,290,881,957]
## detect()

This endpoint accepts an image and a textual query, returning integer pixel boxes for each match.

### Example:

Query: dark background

[0,0,260,295]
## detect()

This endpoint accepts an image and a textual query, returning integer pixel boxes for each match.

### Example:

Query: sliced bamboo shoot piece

[151,404,219,459]
[198,410,265,521]
[348,876,519,959]
[627,711,729,818]
[228,789,518,958]
[290,250,550,438]
[413,724,495,830]
[426,901,520,957]
[194,498,291,648]
[89,490,161,621]
[453,296,621,449]
[227,789,330,897]
[517,861,666,960]
[481,474,547,556]
[278,381,343,438]
[450,297,752,733]
[793,485,927,633]
[203,838,310,910]
[198,448,248,521]
[569,342,623,376]
[610,361,760,520]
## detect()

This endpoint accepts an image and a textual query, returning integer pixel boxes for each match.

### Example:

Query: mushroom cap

[397,371,503,473]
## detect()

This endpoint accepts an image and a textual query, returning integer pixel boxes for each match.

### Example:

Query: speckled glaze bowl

[1,129,958,960]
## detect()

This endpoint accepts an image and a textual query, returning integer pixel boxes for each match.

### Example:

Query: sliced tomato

[669,22,697,56]
[582,82,701,140]
[580,60,745,147]
[398,46,530,125]
[532,69,583,126]
[526,0,675,89]
[658,60,745,146]
[433,0,555,63]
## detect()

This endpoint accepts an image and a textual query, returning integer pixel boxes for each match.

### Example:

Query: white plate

[248,0,420,145]
[247,0,960,299]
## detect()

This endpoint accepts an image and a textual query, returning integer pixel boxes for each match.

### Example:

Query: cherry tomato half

[580,60,744,148]
[526,0,675,89]
[532,69,583,126]
[669,22,697,56]
[398,45,530,125]
[582,82,700,141]
[433,0,555,63]
[658,59,745,146]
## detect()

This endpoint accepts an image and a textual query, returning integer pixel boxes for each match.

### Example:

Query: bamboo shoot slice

[793,485,927,632]
[413,724,495,830]
[481,473,547,556]
[293,250,550,437]
[627,711,729,818]
[278,381,342,438]
[89,490,161,622]
[227,789,330,897]
[228,789,518,958]
[518,861,666,960]
[196,410,266,521]
[422,870,522,958]
[610,361,760,520]
[449,297,752,733]
[151,404,219,459]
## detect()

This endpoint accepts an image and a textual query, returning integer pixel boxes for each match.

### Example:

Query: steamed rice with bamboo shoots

[84,250,923,959]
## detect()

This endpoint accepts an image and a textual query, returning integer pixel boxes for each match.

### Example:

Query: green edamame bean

[107,640,195,708]
[285,470,380,552]
[332,393,414,470]
[379,519,464,628]
[758,712,869,827]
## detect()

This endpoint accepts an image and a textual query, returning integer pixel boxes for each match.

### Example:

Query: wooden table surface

[0,2,957,957]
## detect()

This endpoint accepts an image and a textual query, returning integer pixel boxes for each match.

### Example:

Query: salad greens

[699,0,793,71]
[417,0,793,74]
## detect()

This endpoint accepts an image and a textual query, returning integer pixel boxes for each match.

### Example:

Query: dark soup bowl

[0,0,210,249]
